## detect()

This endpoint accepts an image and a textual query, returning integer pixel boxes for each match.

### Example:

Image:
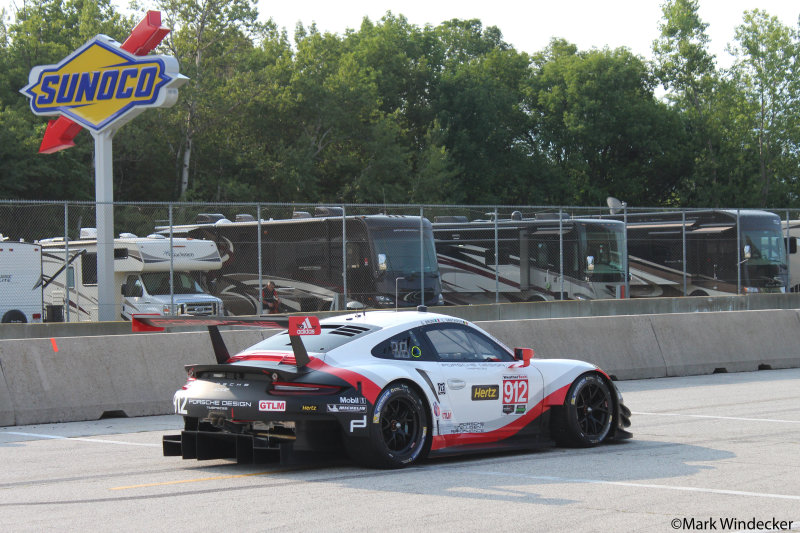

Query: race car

[134,309,631,469]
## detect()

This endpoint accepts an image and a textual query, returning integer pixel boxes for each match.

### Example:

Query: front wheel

[553,373,613,447]
[345,383,430,469]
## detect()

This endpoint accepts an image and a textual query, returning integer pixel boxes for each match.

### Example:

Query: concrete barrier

[651,310,800,376]
[0,329,277,426]
[2,310,800,426]
[478,315,668,380]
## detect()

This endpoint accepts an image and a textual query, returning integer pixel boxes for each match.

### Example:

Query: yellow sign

[21,35,186,132]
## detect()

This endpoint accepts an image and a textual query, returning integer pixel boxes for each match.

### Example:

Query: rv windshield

[141,272,205,295]
[742,229,786,265]
[582,227,625,275]
[370,228,438,276]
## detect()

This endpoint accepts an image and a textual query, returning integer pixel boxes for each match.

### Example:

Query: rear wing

[132,314,321,368]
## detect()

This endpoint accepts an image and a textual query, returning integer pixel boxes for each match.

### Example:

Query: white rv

[40,230,224,321]
[0,235,43,323]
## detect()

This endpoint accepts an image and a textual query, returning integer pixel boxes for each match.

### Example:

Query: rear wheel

[553,373,613,447]
[346,383,430,468]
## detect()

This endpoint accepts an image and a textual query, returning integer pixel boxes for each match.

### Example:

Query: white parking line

[458,470,800,501]
[3,431,160,447]
[632,412,800,424]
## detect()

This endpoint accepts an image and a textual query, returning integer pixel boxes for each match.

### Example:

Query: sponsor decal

[433,402,441,417]
[339,396,367,404]
[350,416,367,432]
[471,385,499,401]
[503,404,514,415]
[441,410,453,420]
[437,382,446,395]
[288,316,320,335]
[258,400,286,412]
[301,405,317,411]
[455,422,484,434]
[515,405,526,414]
[327,404,368,413]
[187,399,253,408]
[502,377,529,404]
[173,393,187,415]
[372,386,402,423]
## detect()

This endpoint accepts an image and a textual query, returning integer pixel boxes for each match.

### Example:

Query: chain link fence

[1,200,798,322]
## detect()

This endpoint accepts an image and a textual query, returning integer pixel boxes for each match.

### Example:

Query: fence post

[682,210,687,296]
[257,204,263,314]
[623,204,629,299]
[420,206,425,306]
[63,201,70,322]
[736,209,741,295]
[494,207,499,303]
[786,209,791,293]
[558,208,564,300]
[168,203,174,313]
[341,205,347,310]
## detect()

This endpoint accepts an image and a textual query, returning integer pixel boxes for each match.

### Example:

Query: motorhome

[40,229,224,321]
[0,235,43,323]
[432,213,626,304]
[157,208,443,314]
[622,210,789,297]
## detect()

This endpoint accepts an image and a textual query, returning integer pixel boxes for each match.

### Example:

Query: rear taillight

[270,382,340,395]
[181,377,196,390]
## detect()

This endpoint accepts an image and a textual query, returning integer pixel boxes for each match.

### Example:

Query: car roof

[321,310,468,330]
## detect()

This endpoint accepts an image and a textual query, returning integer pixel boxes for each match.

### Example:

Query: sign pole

[94,129,116,321]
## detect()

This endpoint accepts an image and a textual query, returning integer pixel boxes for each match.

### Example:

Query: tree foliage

[1,0,799,208]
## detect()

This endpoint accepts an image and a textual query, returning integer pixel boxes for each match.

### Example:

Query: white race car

[135,309,632,468]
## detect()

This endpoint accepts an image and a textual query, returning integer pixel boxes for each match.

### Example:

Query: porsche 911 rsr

[135,310,631,469]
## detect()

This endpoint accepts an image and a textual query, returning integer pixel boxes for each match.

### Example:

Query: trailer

[0,236,43,323]
[40,230,224,321]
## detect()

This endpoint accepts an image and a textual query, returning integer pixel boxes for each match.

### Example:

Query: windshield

[141,272,204,295]
[582,226,625,275]
[742,229,787,265]
[370,228,439,276]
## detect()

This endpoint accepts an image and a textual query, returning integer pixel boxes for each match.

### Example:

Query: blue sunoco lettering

[97,70,119,100]
[38,74,59,104]
[75,71,100,103]
[134,66,157,97]
[115,68,137,98]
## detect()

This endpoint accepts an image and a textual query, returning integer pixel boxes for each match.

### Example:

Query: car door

[419,322,544,448]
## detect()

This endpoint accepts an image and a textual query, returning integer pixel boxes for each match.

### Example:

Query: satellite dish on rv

[607,197,626,215]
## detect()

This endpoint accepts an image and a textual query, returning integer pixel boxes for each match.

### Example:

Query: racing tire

[2,310,27,323]
[345,383,430,469]
[553,373,613,447]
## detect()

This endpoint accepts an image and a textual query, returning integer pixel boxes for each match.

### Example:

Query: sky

[2,0,799,67]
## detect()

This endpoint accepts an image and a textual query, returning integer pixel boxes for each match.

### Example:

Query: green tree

[729,9,800,206]
[529,40,689,206]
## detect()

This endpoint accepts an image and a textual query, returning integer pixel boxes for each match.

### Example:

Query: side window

[422,324,513,363]
[81,252,97,285]
[372,328,428,361]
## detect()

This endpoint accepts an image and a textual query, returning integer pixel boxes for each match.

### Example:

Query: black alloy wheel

[554,373,613,447]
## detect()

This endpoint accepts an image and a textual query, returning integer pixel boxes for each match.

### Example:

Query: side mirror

[743,244,752,260]
[586,255,595,272]
[514,347,534,367]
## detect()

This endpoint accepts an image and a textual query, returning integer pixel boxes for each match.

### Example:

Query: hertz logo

[471,385,499,401]
[21,35,186,132]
